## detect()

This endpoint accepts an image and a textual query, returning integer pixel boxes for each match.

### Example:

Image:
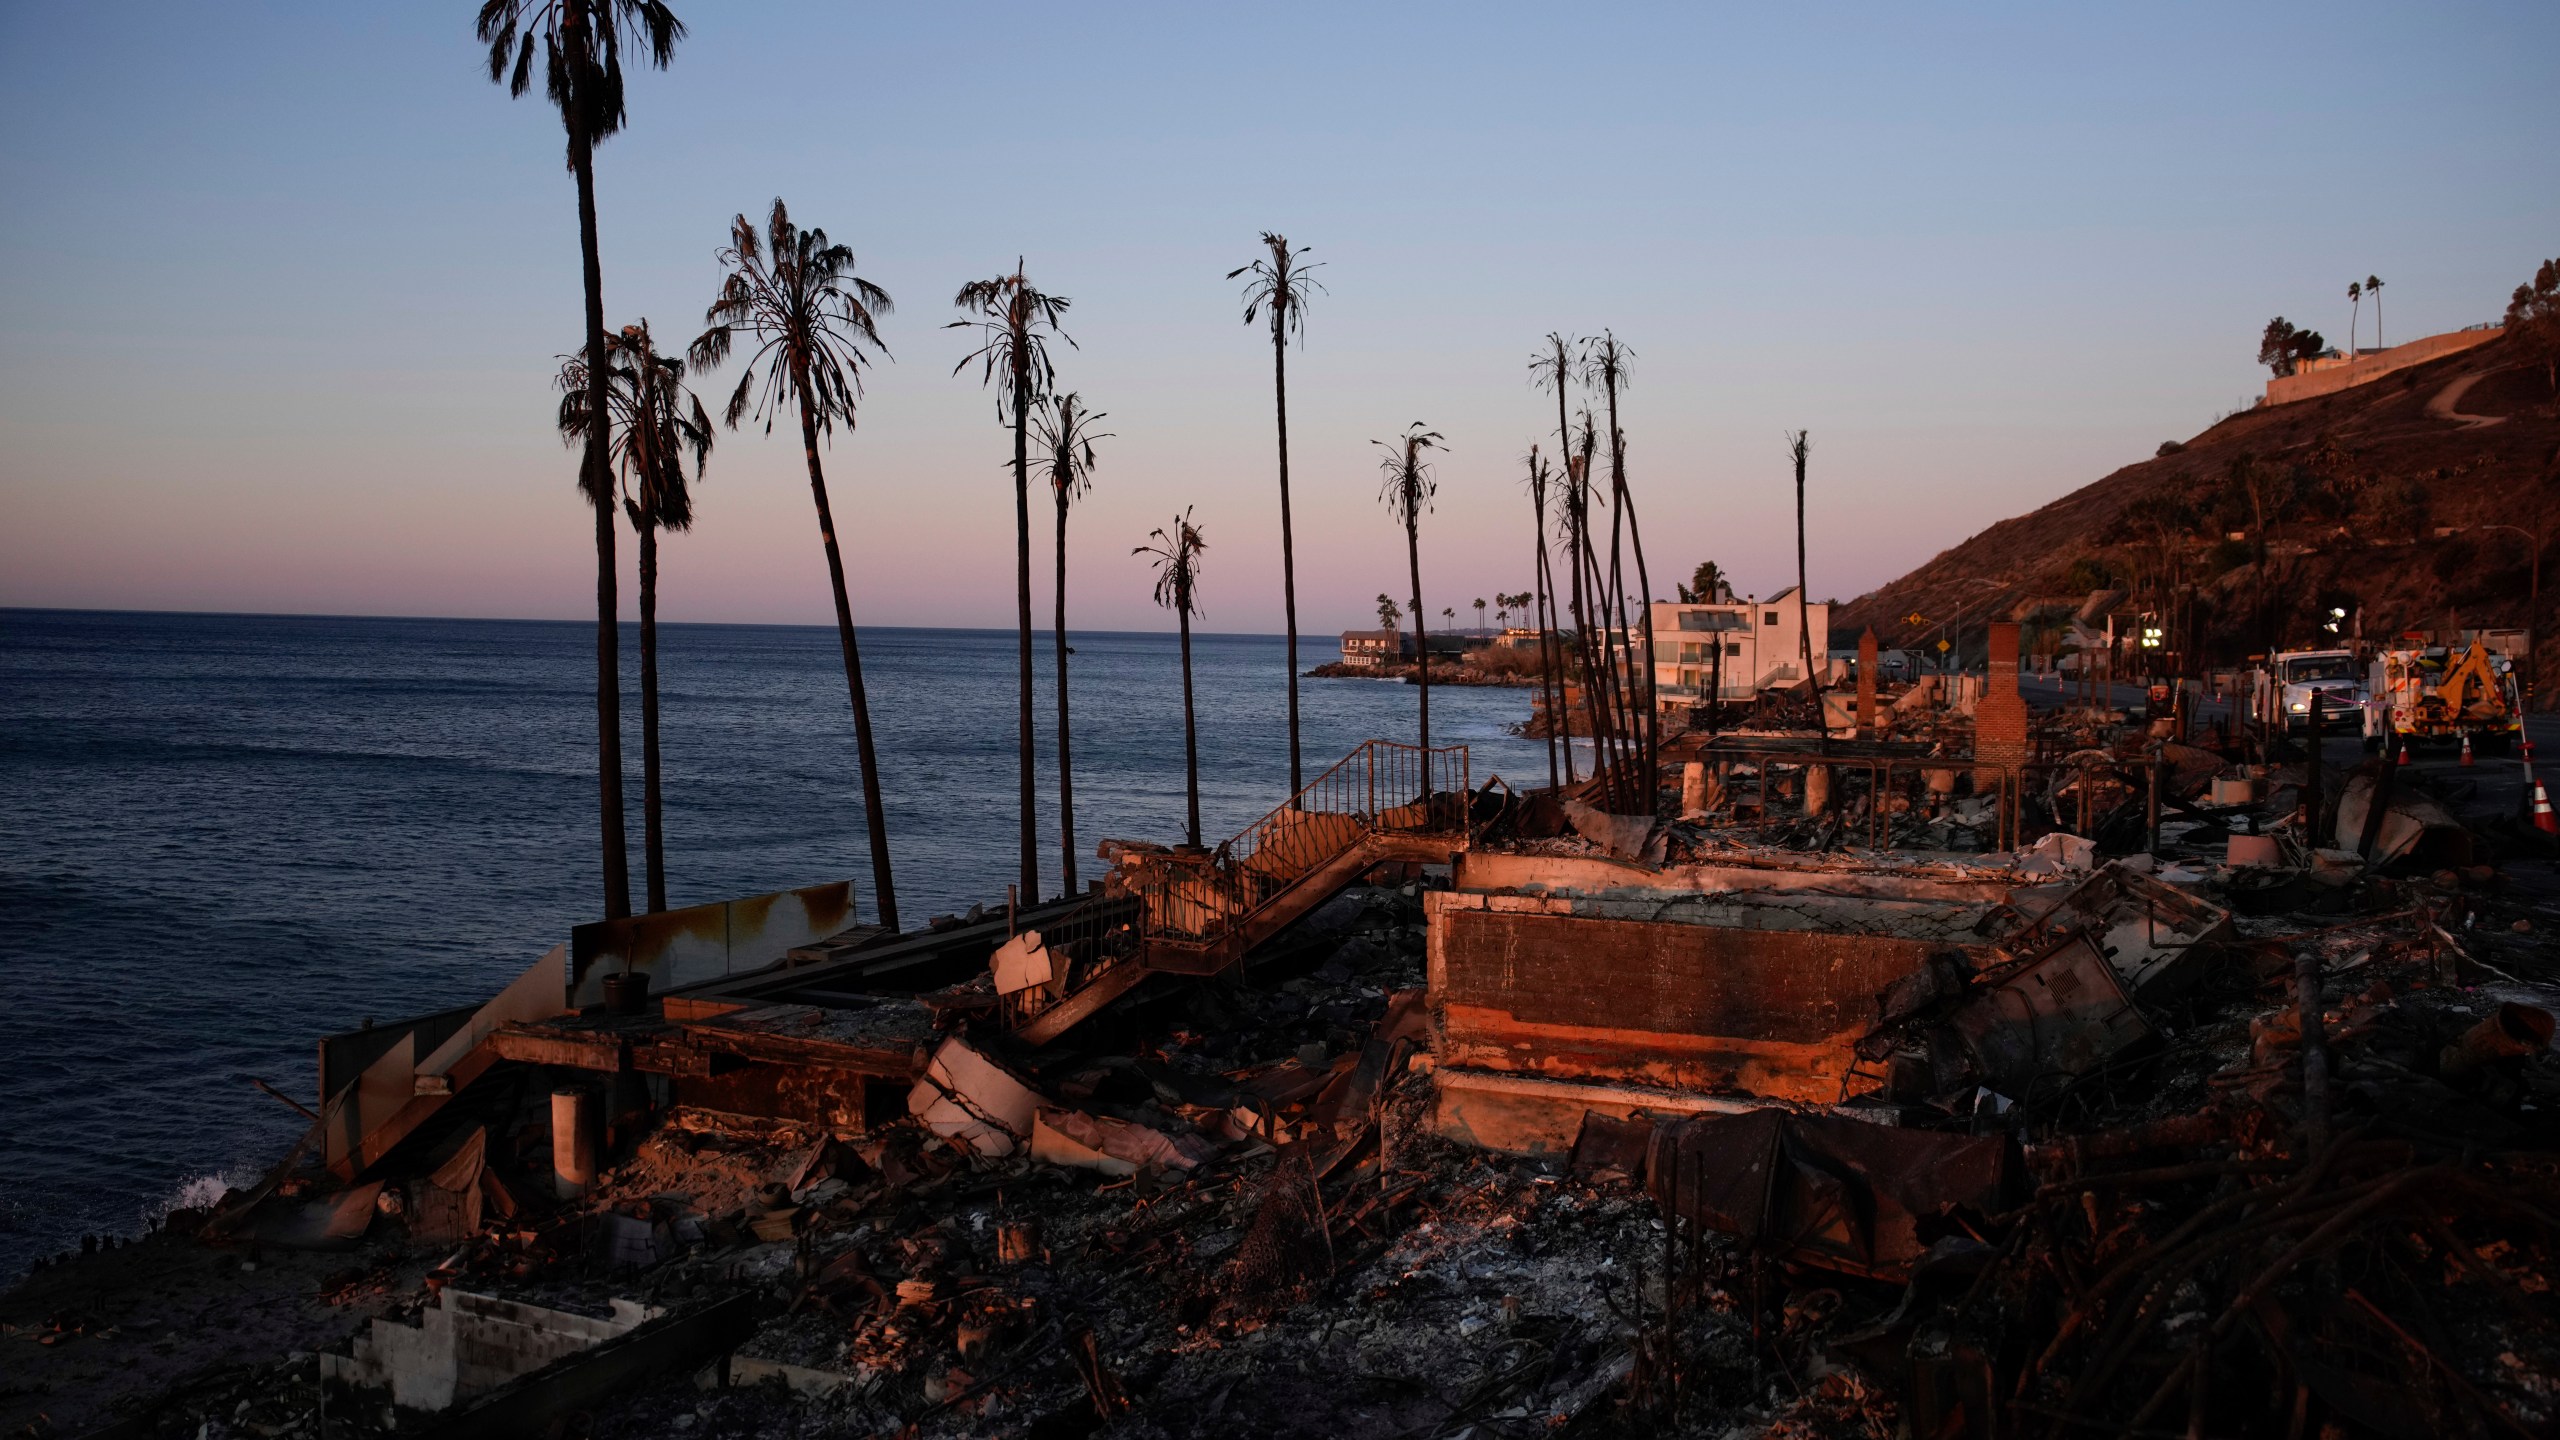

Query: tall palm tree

[2366,274,2384,349]
[558,321,711,914]
[1528,337,1581,785]
[951,263,1073,903]
[2348,281,2363,359]
[1228,234,1325,797]
[1473,597,1487,632]
[1034,393,1108,896]
[1519,452,1564,786]
[1790,430,1820,748]
[477,0,685,921]
[1136,510,1209,849]
[1374,424,1446,753]
[1376,594,1401,632]
[690,199,902,931]
[1582,331,1656,792]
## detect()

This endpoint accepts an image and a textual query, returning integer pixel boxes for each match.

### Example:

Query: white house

[1648,587,1832,706]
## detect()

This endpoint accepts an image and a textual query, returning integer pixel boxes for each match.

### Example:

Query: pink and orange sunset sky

[4,1,2556,634]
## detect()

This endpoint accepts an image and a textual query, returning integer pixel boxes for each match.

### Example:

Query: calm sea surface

[0,608,1550,1278]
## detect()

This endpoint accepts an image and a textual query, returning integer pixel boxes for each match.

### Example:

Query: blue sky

[3,1,2554,631]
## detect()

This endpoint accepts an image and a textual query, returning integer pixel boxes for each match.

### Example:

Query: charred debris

[12,623,2560,1440]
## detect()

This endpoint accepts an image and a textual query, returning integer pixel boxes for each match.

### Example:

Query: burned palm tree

[477,0,685,920]
[1374,423,1446,753]
[689,199,901,931]
[1034,393,1109,896]
[558,320,711,913]
[1520,448,1567,787]
[1582,331,1657,793]
[1790,430,1820,745]
[951,262,1074,903]
[1136,510,1209,849]
[1228,233,1325,795]
[1528,335,1582,784]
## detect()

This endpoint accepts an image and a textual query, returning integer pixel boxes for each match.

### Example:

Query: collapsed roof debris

[10,623,2560,1439]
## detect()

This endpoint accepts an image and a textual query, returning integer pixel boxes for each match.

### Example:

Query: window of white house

[1764,611,1779,626]
[1726,642,1742,657]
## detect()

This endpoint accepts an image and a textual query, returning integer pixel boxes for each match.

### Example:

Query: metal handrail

[1129,740,1468,947]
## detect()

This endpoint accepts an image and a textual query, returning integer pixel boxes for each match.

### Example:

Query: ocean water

[0,608,1550,1278]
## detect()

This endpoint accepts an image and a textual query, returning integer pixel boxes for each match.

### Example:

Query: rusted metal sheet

[1431,905,1939,1101]
[568,881,857,1008]
[1645,1108,2021,1280]
[1952,933,2151,1094]
[2007,861,2233,1000]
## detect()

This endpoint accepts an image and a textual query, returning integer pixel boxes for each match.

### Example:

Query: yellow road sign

[1936,638,1952,653]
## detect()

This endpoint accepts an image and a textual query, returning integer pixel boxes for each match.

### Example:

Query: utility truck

[2251,649,2365,733]
[2367,639,2525,750]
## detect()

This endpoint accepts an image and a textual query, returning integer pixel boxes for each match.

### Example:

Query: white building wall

[1648,591,1831,702]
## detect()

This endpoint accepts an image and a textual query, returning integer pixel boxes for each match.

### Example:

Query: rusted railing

[1153,740,1468,943]
[1009,741,1469,1033]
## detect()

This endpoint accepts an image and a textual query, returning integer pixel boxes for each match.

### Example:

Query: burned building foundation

[1425,851,2014,1152]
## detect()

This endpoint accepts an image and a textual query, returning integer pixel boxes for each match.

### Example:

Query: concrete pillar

[1803,764,1832,816]
[1855,628,1879,738]
[1680,761,1709,819]
[551,1087,597,1200]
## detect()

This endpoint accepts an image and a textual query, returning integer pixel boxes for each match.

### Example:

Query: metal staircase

[1015,741,1471,1045]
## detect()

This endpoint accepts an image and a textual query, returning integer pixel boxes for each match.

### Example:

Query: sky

[3,1,2556,634]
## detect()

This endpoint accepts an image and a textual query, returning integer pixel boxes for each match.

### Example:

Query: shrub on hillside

[2155,440,2185,457]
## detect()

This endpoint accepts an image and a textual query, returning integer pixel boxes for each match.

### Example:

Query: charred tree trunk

[1011,351,1039,902]
[1054,490,1079,895]
[797,378,900,931]
[571,131,630,921]
[637,516,666,914]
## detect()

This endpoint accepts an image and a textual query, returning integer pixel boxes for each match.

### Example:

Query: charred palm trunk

[1601,379,1658,795]
[1054,490,1079,895]
[797,377,900,931]
[1528,467,1560,788]
[1793,434,1820,752]
[1273,326,1303,798]
[1550,381,1578,786]
[638,515,667,914]
[570,132,631,921]
[1011,347,1039,902]
[1407,509,1430,759]
[1178,586,1201,849]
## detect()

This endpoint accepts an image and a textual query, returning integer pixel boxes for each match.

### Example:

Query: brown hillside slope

[1838,328,2560,677]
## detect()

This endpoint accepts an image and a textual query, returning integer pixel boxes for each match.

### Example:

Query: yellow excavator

[2370,640,2526,749]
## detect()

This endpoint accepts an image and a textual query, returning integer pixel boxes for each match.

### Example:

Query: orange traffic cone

[2461,733,2475,767]
[2534,779,2559,836]
[2398,741,2413,766]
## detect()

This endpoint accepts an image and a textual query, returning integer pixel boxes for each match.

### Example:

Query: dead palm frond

[690,199,892,438]
[948,263,1073,421]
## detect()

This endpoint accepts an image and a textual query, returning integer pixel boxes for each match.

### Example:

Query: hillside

[1837,327,2560,674]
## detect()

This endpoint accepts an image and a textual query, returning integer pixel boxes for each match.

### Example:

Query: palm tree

[951,262,1073,904]
[1376,594,1401,632]
[2348,281,2362,359]
[689,199,902,931]
[2366,274,2384,349]
[1473,597,1487,633]
[1790,431,1819,744]
[1136,510,1209,849]
[1228,234,1325,796]
[477,0,685,921]
[1034,393,1108,897]
[1528,337,1581,785]
[1581,331,1656,792]
[558,321,711,914]
[1374,424,1446,752]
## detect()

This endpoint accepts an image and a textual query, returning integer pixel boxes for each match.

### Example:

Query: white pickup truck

[2252,649,2365,732]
